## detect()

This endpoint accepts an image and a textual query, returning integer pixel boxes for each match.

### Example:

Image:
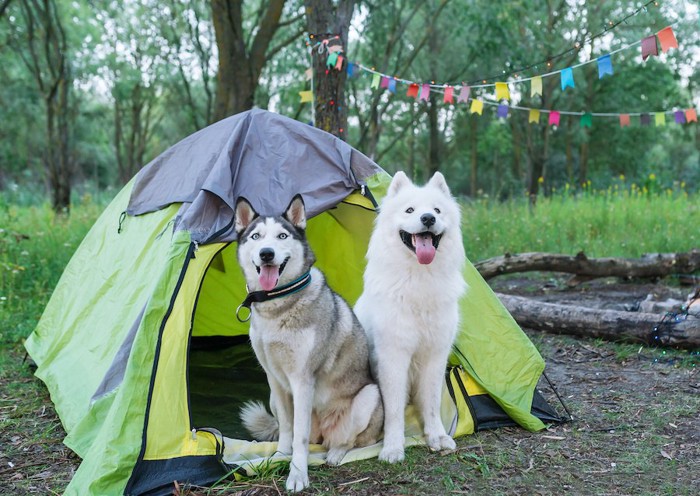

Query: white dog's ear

[284,194,306,229]
[387,171,412,197]
[234,197,258,234]
[428,171,451,195]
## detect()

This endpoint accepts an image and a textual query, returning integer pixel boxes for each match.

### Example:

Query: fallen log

[497,293,700,350]
[475,250,700,284]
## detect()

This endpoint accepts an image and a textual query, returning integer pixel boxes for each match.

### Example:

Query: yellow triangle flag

[495,82,509,101]
[470,99,484,115]
[299,90,313,103]
[655,112,666,126]
[531,76,543,97]
[528,109,540,123]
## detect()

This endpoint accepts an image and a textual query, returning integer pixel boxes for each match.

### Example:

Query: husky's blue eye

[434,207,441,214]
[405,207,414,214]
[251,233,260,240]
[278,233,288,240]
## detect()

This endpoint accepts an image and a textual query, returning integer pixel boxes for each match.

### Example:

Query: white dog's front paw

[427,434,456,452]
[326,447,348,466]
[285,466,309,492]
[379,444,405,463]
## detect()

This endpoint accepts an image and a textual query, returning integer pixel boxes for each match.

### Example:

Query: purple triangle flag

[497,104,509,118]
[641,35,658,61]
[675,110,686,124]
[597,55,613,78]
[380,76,390,89]
[560,67,575,90]
[640,113,651,126]
[419,83,430,101]
[457,85,471,103]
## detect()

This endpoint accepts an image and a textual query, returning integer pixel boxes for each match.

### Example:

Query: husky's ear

[234,197,258,234]
[284,194,306,229]
[428,171,451,195]
[387,171,412,197]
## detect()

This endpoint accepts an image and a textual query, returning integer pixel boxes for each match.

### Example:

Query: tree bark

[304,0,356,140]
[475,250,700,283]
[211,0,288,121]
[497,293,700,349]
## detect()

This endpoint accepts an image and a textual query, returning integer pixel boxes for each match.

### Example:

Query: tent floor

[188,338,270,440]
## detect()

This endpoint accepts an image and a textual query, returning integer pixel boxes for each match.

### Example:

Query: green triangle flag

[580,113,592,128]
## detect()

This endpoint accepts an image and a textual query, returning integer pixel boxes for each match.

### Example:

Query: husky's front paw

[326,447,348,466]
[427,434,456,452]
[285,466,309,492]
[379,445,405,463]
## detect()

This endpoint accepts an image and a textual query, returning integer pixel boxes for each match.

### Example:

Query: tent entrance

[188,338,269,440]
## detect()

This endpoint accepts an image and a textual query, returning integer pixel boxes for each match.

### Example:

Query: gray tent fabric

[127,109,384,243]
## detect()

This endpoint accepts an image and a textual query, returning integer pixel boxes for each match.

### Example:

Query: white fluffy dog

[355,171,467,463]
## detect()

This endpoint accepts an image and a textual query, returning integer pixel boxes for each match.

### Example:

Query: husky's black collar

[236,271,312,322]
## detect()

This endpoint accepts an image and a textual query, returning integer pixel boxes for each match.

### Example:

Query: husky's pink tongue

[413,233,436,265]
[259,265,280,291]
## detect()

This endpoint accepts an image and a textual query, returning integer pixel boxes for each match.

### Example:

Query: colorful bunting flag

[640,113,651,126]
[529,109,540,123]
[495,82,509,101]
[371,73,381,89]
[380,76,389,89]
[327,52,339,68]
[641,35,658,61]
[531,76,542,97]
[655,112,666,126]
[346,62,355,77]
[457,86,470,103]
[388,78,397,93]
[444,86,454,104]
[335,55,344,71]
[407,83,419,98]
[470,99,484,115]
[686,108,698,123]
[419,83,430,101]
[674,110,686,124]
[560,67,575,90]
[657,27,678,53]
[497,104,509,118]
[299,90,313,103]
[619,114,631,127]
[580,113,592,128]
[597,55,613,78]
[548,111,560,127]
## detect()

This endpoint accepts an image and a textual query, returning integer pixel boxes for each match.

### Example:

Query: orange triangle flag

[657,27,678,53]
[686,108,698,123]
[619,114,631,127]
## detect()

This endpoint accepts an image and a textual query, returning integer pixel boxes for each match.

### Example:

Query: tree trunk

[497,293,700,350]
[304,0,356,140]
[475,250,700,284]
[211,0,287,121]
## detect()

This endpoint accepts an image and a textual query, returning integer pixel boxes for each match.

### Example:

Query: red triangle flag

[619,114,631,127]
[406,83,419,98]
[657,27,678,53]
[444,86,454,104]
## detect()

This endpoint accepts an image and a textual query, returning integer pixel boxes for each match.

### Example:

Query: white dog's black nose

[259,248,275,263]
[421,213,436,227]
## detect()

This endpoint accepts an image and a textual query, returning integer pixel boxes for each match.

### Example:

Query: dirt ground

[1,278,698,495]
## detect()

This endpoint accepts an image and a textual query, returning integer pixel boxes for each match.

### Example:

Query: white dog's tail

[240,400,279,441]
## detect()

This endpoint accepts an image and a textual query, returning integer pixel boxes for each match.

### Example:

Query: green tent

[25,110,561,496]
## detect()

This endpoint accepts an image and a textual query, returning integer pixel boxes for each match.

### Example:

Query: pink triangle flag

[457,85,470,103]
[548,111,560,127]
[419,83,430,101]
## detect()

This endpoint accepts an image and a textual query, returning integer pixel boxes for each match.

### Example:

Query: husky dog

[234,195,383,492]
[354,171,467,463]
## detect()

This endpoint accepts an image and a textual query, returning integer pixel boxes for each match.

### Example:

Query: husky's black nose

[259,248,275,263]
[421,213,436,227]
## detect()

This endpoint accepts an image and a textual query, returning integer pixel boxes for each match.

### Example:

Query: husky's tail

[240,400,279,441]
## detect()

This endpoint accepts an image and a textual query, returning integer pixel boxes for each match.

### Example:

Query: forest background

[0,0,698,210]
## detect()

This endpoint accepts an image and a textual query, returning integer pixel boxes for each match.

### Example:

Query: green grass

[463,184,698,261]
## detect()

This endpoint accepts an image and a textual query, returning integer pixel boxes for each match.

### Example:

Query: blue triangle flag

[597,55,613,78]
[560,67,575,90]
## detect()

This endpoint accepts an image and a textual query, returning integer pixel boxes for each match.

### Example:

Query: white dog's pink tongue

[413,233,436,265]
[259,265,280,291]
